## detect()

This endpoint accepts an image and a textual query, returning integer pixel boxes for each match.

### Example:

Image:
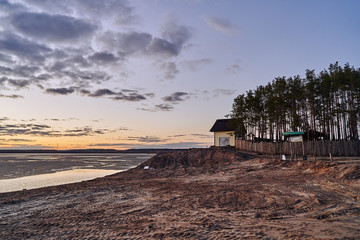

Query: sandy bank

[0,148,359,239]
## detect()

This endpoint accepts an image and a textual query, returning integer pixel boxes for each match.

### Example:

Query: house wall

[214,131,235,146]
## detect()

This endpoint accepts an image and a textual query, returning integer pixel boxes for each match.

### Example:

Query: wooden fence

[235,139,360,156]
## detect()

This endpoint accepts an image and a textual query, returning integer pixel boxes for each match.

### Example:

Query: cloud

[73,0,139,26]
[44,86,149,102]
[88,137,208,149]
[203,15,238,33]
[0,144,55,150]
[156,61,179,80]
[144,93,155,98]
[118,127,131,131]
[226,62,242,74]
[162,92,189,102]
[102,135,173,148]
[201,89,237,99]
[11,12,97,43]
[0,121,120,137]
[6,138,36,142]
[79,89,91,95]
[12,0,138,28]
[0,0,26,15]
[180,58,212,71]
[84,88,148,102]
[111,92,146,102]
[88,52,119,65]
[88,143,135,148]
[0,53,15,64]
[12,65,41,77]
[136,107,156,112]
[137,92,189,112]
[147,38,180,58]
[96,31,150,55]
[169,133,212,139]
[155,103,174,111]
[44,118,78,121]
[63,127,110,137]
[153,142,208,149]
[0,67,13,76]
[87,141,208,149]
[169,134,186,138]
[97,19,191,59]
[46,59,111,87]
[127,136,165,143]
[146,16,192,58]
[0,123,57,136]
[212,89,237,97]
[0,31,52,62]
[0,0,195,107]
[45,87,75,95]
[117,32,152,55]
[1,75,42,91]
[67,55,90,68]
[161,16,192,50]
[7,79,31,88]
[89,88,116,97]
[0,117,10,121]
[28,124,51,130]
[0,94,23,98]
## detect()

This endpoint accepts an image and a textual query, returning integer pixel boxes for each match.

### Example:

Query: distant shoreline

[0,148,190,154]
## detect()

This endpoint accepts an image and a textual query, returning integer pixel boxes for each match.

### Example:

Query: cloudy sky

[1,0,359,149]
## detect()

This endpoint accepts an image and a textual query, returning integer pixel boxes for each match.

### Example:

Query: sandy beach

[0,148,359,239]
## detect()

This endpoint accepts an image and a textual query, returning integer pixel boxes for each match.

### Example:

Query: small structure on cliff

[283,131,307,160]
[210,119,236,147]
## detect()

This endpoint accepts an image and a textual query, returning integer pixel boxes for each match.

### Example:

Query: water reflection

[0,169,121,193]
[0,153,154,180]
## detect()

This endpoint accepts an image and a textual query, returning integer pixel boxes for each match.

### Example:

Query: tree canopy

[229,62,360,141]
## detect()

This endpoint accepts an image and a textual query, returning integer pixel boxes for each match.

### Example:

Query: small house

[283,131,305,142]
[210,119,236,147]
[283,130,328,141]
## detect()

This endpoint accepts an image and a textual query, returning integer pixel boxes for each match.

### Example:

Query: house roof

[209,119,236,132]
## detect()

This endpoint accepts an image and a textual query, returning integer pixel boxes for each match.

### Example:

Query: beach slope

[0,148,359,239]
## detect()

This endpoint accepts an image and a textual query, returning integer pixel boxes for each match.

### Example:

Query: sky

[0,0,359,150]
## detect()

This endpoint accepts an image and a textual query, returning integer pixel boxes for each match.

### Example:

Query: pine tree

[230,62,360,142]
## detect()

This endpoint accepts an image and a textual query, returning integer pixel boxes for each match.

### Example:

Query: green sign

[289,136,303,142]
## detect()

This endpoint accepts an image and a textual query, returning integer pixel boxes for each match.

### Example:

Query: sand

[0,148,359,239]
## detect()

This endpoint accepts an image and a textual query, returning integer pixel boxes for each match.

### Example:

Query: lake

[0,153,154,193]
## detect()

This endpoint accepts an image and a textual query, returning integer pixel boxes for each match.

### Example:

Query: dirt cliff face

[279,160,360,180]
[137,148,253,171]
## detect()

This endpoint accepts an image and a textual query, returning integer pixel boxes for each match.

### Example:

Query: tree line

[229,62,360,142]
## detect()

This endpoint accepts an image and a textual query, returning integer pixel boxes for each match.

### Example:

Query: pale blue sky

[0,0,359,149]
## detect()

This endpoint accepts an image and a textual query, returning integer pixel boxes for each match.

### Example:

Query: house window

[219,137,230,146]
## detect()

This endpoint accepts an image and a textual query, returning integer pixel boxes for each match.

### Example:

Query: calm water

[0,153,154,193]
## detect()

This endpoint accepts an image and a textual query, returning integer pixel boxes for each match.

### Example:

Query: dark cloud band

[11,12,96,42]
